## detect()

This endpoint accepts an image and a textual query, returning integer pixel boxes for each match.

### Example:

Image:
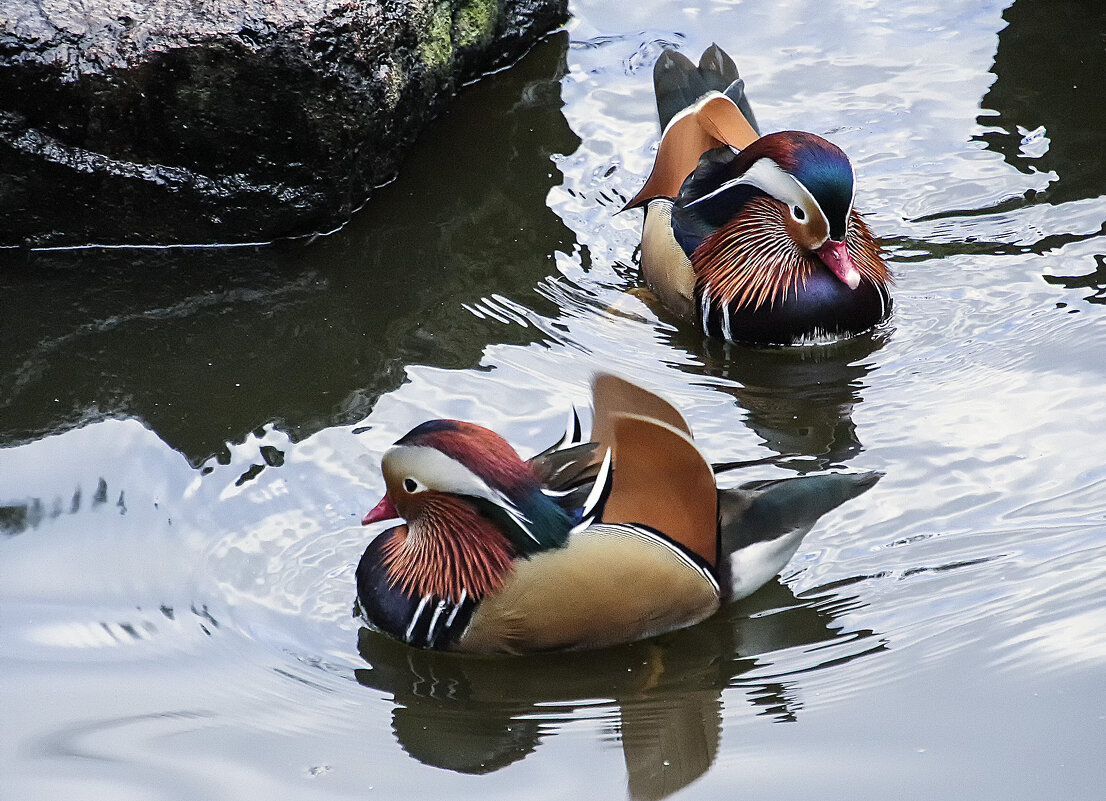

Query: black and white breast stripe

[698,287,736,341]
[400,590,478,649]
[356,531,478,650]
[698,288,739,342]
[697,279,890,344]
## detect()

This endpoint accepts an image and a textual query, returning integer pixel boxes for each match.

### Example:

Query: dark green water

[3,1,1105,798]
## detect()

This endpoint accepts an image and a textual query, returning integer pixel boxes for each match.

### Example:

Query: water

[3,0,1105,798]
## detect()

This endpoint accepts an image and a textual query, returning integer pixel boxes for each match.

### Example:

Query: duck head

[362,420,574,602]
[686,131,865,290]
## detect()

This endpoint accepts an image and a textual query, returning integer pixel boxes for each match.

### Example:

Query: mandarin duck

[624,44,892,345]
[356,374,879,653]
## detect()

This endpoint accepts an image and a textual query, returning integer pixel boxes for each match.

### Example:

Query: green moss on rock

[420,1,455,68]
[454,0,499,49]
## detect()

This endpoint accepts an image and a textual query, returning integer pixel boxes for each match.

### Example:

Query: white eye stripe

[383,445,537,541]
[686,158,832,239]
[385,445,498,498]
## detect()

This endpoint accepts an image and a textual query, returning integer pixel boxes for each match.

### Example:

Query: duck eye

[793,205,806,221]
[402,477,422,493]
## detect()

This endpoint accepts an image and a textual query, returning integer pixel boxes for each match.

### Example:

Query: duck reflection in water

[676,328,891,469]
[355,580,883,798]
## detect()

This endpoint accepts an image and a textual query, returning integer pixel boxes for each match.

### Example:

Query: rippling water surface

[3,1,1105,798]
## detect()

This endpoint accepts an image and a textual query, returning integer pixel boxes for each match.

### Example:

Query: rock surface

[0,0,568,247]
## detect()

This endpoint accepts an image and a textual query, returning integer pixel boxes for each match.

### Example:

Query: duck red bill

[814,239,861,290]
[362,494,400,525]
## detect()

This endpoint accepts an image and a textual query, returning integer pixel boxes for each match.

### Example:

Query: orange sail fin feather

[600,414,719,568]
[624,93,759,211]
[590,371,691,452]
[697,94,760,151]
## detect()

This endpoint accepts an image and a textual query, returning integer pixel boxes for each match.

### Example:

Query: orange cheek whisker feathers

[693,198,890,314]
[381,495,517,603]
[694,198,812,312]
[846,211,892,286]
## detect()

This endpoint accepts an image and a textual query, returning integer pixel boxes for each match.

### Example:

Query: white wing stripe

[580,447,612,518]
[614,523,720,591]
